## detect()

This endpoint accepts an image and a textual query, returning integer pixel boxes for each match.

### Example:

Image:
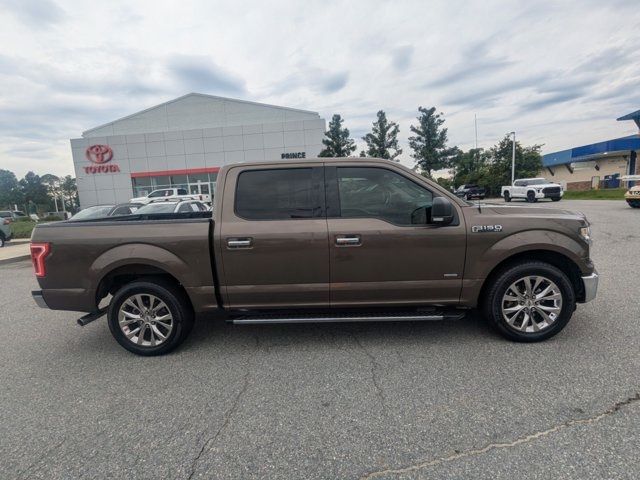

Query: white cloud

[0,0,639,178]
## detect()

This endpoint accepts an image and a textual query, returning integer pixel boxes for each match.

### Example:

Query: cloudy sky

[1,0,639,178]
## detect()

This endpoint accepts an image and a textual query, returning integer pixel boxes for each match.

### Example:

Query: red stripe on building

[130,167,221,178]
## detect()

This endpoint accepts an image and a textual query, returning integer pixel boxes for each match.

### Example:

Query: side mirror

[431,197,454,225]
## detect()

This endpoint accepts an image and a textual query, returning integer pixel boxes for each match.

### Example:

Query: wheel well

[478,250,585,306]
[96,264,192,310]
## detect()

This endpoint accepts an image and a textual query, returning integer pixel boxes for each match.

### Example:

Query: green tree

[19,171,51,211]
[362,110,402,161]
[60,175,79,211]
[0,169,24,208]
[408,107,457,178]
[319,114,357,157]
[448,135,543,196]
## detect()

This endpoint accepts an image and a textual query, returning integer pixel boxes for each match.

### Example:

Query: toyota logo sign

[85,144,113,164]
[83,144,120,174]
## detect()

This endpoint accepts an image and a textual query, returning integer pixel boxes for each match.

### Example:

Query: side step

[232,311,465,325]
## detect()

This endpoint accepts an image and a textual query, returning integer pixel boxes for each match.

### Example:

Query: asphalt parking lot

[0,199,638,479]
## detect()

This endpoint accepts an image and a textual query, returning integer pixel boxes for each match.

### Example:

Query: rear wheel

[503,191,511,202]
[627,200,640,208]
[526,191,537,203]
[107,279,194,356]
[483,261,576,342]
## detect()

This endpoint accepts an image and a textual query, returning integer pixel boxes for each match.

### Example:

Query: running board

[232,312,465,325]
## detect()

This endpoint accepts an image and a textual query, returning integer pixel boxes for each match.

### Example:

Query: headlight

[580,226,591,243]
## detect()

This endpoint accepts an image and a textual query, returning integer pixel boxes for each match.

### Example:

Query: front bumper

[32,290,49,308]
[581,271,599,303]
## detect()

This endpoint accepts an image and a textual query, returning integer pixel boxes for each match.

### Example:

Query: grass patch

[563,188,627,200]
[10,220,37,239]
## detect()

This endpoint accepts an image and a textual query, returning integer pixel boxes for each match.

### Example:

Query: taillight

[30,242,51,278]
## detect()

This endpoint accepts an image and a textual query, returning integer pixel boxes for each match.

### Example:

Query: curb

[0,254,31,266]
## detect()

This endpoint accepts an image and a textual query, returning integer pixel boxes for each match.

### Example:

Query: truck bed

[31,215,216,312]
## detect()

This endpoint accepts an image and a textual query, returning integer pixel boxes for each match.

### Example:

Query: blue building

[541,110,640,190]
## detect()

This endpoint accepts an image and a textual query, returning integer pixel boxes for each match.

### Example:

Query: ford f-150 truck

[30,158,598,355]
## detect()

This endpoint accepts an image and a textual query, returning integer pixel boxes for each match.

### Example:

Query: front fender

[464,229,590,280]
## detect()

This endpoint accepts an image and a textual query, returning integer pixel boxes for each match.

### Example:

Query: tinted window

[177,188,188,195]
[111,206,133,216]
[514,180,524,186]
[337,167,433,225]
[235,168,317,220]
[137,203,177,214]
[177,203,192,213]
[148,190,165,198]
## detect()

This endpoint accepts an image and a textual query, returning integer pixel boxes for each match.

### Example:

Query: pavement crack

[185,368,252,480]
[352,332,388,413]
[360,392,640,479]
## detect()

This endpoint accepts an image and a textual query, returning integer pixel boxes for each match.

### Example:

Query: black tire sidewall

[484,262,576,342]
[108,281,192,356]
[527,191,535,202]
[504,192,511,202]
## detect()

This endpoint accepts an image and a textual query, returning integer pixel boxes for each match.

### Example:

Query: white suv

[501,178,563,203]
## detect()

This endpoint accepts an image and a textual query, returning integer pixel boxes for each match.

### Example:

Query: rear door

[218,163,329,309]
[325,163,466,307]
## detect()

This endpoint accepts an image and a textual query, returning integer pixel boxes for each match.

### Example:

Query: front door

[218,164,329,309]
[325,164,466,307]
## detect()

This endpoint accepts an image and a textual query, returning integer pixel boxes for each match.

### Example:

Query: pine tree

[362,110,402,161]
[408,107,457,177]
[319,114,357,157]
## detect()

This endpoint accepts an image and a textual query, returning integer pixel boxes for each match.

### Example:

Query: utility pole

[510,131,516,185]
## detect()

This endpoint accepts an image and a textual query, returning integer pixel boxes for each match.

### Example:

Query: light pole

[510,131,516,185]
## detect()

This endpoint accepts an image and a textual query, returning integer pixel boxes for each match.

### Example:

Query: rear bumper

[580,271,599,303]
[32,290,49,308]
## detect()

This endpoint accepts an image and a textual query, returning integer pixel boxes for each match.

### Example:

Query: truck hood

[478,204,587,221]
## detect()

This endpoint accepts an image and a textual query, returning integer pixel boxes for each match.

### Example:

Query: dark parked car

[69,203,143,221]
[455,184,486,200]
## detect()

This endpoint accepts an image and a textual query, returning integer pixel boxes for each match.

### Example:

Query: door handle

[227,238,253,249]
[335,235,361,246]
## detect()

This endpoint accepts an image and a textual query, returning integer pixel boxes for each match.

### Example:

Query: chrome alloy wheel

[501,276,563,333]
[118,294,174,347]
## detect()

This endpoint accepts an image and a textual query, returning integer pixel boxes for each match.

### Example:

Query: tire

[107,278,194,356]
[482,261,576,342]
[551,197,561,202]
[627,200,640,208]
[503,192,511,202]
[0,235,4,248]
[526,191,537,203]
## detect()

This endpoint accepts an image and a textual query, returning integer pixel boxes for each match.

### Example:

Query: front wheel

[483,261,576,342]
[503,192,511,202]
[107,279,194,355]
[627,200,640,208]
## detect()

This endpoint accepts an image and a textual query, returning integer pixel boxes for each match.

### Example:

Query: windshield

[135,203,177,214]
[69,206,114,221]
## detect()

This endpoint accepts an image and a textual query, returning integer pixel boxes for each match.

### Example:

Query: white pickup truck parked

[130,187,204,205]
[501,178,563,203]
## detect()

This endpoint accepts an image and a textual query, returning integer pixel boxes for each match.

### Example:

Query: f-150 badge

[472,225,503,233]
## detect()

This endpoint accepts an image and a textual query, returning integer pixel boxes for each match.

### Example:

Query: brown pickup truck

[31,158,598,355]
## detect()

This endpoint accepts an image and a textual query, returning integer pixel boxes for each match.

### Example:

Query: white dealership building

[71,93,326,207]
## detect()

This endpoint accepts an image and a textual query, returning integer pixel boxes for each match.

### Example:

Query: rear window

[235,168,317,220]
[0,211,11,218]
